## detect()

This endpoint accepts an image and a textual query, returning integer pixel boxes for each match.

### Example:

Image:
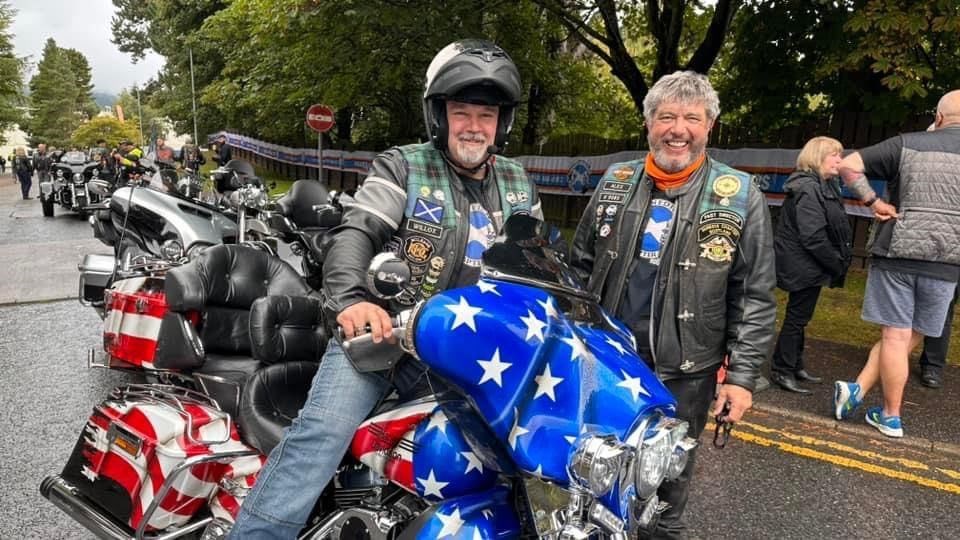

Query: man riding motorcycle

[112,140,145,183]
[229,39,543,539]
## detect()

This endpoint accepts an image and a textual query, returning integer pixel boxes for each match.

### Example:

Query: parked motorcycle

[40,150,103,217]
[81,159,281,312]
[43,215,696,539]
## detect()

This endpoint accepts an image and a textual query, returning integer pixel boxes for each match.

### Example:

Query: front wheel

[41,195,54,217]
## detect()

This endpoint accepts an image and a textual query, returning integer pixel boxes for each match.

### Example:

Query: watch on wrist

[864,195,879,207]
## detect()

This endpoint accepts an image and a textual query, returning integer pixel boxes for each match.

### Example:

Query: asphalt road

[1,178,957,538]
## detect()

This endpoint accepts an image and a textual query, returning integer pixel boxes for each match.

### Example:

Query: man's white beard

[649,139,705,173]
[450,138,489,168]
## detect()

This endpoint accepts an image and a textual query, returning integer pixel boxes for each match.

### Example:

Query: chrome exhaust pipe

[39,474,212,540]
[40,474,133,540]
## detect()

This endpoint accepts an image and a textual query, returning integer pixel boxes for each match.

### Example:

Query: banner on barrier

[217,133,884,218]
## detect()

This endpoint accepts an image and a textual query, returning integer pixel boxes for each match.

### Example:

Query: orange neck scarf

[645,153,706,191]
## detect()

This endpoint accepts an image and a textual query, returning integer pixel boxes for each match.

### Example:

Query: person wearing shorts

[832,89,960,438]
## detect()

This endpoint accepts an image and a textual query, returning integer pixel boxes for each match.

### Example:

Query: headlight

[74,173,83,182]
[632,417,690,499]
[568,434,630,497]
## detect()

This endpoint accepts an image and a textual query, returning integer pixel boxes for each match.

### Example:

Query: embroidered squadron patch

[612,166,635,181]
[699,236,736,263]
[697,210,744,243]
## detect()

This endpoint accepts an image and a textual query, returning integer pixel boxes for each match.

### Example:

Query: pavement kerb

[0,295,78,308]
[752,401,960,459]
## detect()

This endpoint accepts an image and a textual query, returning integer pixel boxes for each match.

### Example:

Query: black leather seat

[163,244,316,416]
[239,295,328,454]
[275,180,340,229]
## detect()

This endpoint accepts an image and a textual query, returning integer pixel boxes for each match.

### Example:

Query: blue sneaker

[833,381,862,420]
[865,407,903,438]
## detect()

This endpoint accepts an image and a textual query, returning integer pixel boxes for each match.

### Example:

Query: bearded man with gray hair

[571,71,776,538]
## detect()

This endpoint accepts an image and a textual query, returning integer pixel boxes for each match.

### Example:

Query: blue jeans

[229,340,390,539]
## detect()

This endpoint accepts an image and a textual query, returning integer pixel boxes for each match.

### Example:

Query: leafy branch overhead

[530,0,740,113]
[92,0,960,151]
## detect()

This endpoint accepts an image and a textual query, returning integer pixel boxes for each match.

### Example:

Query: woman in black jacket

[772,136,853,393]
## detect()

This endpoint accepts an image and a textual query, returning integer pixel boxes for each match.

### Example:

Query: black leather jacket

[571,158,776,391]
[321,147,542,319]
[774,171,852,291]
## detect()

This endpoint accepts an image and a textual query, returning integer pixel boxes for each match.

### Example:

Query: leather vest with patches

[592,160,751,267]
[390,143,532,305]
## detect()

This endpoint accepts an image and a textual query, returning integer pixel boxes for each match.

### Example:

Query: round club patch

[713,175,741,198]
[404,236,434,264]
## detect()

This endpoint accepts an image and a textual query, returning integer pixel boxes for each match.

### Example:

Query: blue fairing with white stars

[409,485,520,539]
[412,278,676,486]
[411,401,500,501]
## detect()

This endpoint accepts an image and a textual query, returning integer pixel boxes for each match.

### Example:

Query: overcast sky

[9,0,165,94]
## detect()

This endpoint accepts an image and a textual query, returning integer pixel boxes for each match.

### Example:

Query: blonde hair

[796,136,842,174]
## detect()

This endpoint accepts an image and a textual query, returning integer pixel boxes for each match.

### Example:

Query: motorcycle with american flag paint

[40,215,695,539]
[296,215,697,538]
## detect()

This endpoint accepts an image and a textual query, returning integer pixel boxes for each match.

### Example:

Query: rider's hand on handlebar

[337,301,396,344]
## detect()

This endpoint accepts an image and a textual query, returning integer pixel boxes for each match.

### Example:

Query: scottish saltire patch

[413,197,444,224]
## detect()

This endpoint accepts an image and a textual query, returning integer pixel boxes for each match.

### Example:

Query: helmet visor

[449,84,511,106]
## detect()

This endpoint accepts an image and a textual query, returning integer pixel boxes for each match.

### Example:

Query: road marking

[739,420,934,471]
[708,422,960,496]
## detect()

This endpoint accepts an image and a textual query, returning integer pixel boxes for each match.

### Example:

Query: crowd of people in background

[6,133,232,200]
[758,91,960,441]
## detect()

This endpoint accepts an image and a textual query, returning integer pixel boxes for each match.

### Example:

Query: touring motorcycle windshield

[411,216,676,485]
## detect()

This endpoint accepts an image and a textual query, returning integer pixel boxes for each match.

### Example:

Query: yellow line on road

[738,420,935,471]
[940,468,960,481]
[727,428,960,496]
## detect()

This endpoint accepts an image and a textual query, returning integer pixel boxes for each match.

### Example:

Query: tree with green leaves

[61,48,100,119]
[71,115,140,148]
[0,1,23,145]
[108,0,650,150]
[826,0,960,121]
[26,39,99,148]
[111,0,227,138]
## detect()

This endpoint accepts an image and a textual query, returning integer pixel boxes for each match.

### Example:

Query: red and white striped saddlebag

[102,277,168,369]
[61,385,256,532]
